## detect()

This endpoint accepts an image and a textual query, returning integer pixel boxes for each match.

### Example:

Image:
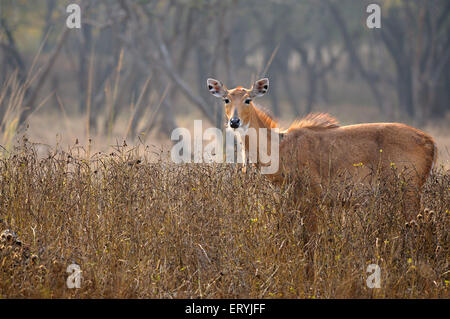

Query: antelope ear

[207,78,228,98]
[249,78,269,98]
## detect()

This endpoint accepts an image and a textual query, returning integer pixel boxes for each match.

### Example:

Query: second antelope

[207,77,437,215]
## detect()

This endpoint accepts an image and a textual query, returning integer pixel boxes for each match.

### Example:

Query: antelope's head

[206,78,269,129]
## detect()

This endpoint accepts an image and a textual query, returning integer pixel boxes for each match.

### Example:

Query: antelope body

[207,78,437,213]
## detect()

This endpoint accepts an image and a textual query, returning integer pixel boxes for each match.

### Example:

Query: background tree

[0,0,448,146]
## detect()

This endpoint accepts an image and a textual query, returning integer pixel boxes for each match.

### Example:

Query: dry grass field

[0,0,448,301]
[0,138,448,298]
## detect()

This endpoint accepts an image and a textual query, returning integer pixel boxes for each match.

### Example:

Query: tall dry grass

[0,71,28,151]
[0,138,448,298]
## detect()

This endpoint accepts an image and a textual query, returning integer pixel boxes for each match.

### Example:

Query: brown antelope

[207,78,437,215]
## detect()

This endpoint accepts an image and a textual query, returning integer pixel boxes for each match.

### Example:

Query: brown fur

[288,113,340,131]
[217,82,437,217]
[251,105,278,129]
[274,112,435,216]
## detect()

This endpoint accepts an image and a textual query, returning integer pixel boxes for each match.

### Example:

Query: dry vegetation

[0,138,448,298]
[1,0,449,300]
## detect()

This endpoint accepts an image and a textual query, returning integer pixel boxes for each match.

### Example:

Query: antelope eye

[245,99,251,104]
[224,98,230,104]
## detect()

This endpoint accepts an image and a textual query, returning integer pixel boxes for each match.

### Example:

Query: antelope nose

[229,118,240,129]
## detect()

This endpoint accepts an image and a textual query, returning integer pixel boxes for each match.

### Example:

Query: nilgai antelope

[207,78,437,215]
